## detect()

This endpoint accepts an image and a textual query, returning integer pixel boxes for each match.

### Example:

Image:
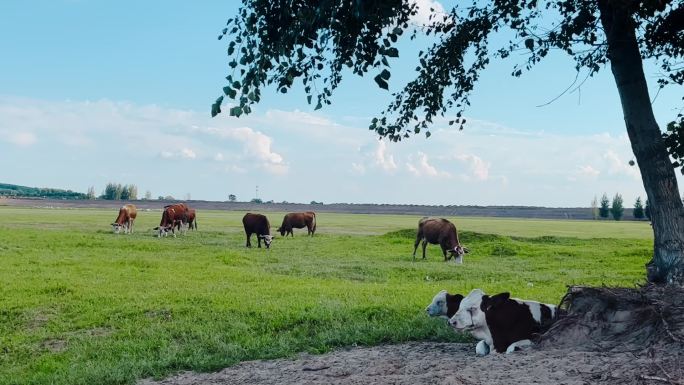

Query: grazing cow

[242,213,274,249]
[111,204,137,234]
[449,289,557,354]
[277,212,316,237]
[154,203,189,237]
[413,217,469,262]
[183,208,197,231]
[426,290,490,356]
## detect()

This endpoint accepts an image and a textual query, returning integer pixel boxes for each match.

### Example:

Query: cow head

[480,292,511,314]
[449,289,486,331]
[277,227,286,236]
[112,223,123,234]
[259,234,274,248]
[426,290,464,318]
[448,245,469,264]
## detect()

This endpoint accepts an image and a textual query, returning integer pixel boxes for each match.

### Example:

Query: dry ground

[138,341,682,385]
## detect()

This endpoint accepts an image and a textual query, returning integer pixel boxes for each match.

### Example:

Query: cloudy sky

[1,1,682,206]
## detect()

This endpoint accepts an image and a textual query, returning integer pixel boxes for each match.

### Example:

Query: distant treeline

[0,183,87,199]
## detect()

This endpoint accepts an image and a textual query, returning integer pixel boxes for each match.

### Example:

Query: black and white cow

[449,289,557,354]
[426,290,490,355]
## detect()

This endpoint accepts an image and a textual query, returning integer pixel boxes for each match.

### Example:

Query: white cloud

[603,150,640,180]
[5,131,37,146]
[351,162,366,175]
[409,0,447,26]
[203,126,288,175]
[454,154,490,181]
[213,152,224,161]
[374,140,398,172]
[406,152,450,178]
[159,147,196,160]
[569,165,600,181]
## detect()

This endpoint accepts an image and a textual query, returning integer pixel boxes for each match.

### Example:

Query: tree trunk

[598,0,684,285]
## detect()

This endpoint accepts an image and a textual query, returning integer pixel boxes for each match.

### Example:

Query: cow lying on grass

[426,290,490,356]
[449,289,557,354]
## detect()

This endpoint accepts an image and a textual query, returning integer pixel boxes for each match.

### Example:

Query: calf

[426,290,490,356]
[242,213,274,249]
[449,289,557,354]
[413,217,469,262]
[111,204,137,234]
[277,211,316,237]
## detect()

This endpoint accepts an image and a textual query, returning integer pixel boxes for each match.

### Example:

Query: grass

[0,207,653,385]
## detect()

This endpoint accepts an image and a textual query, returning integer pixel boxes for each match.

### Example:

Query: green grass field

[0,207,653,385]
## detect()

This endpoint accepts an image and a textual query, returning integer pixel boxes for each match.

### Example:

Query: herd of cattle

[110,204,317,244]
[112,204,557,354]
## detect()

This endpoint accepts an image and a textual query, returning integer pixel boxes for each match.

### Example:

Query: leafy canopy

[214,0,682,142]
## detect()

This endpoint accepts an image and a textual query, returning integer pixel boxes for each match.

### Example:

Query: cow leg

[412,237,421,261]
[289,230,293,237]
[421,240,428,259]
[475,340,490,356]
[506,340,532,354]
[257,235,262,248]
[441,245,449,261]
[129,219,134,234]
[246,233,252,247]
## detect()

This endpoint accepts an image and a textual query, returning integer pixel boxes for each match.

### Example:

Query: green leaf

[307,95,312,104]
[384,47,399,57]
[380,69,391,80]
[223,86,237,99]
[374,74,388,90]
[229,106,242,117]
[315,100,322,110]
[211,96,224,117]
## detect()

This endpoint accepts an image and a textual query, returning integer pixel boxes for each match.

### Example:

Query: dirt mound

[542,285,684,350]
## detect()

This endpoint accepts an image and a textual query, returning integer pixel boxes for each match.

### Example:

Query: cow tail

[195,218,198,230]
[312,212,317,234]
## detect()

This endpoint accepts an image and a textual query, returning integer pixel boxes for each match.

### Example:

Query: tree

[144,190,152,200]
[87,186,96,200]
[599,194,610,219]
[120,184,131,200]
[250,198,263,204]
[127,185,138,200]
[216,1,684,284]
[634,197,645,220]
[103,183,122,200]
[228,194,237,202]
[590,196,599,220]
[611,193,624,221]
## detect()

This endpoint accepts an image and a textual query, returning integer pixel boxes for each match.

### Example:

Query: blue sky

[1,0,681,206]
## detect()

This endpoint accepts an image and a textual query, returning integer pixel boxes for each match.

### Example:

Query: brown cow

[277,211,316,237]
[111,204,137,234]
[154,203,189,237]
[242,213,274,248]
[412,217,469,263]
[185,208,197,231]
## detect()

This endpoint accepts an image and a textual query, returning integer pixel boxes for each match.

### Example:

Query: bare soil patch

[138,341,682,385]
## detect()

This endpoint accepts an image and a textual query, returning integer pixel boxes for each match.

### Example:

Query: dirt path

[138,342,669,385]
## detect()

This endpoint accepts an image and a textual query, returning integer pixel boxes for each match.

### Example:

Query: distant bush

[0,183,87,199]
[599,193,610,219]
[633,197,645,219]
